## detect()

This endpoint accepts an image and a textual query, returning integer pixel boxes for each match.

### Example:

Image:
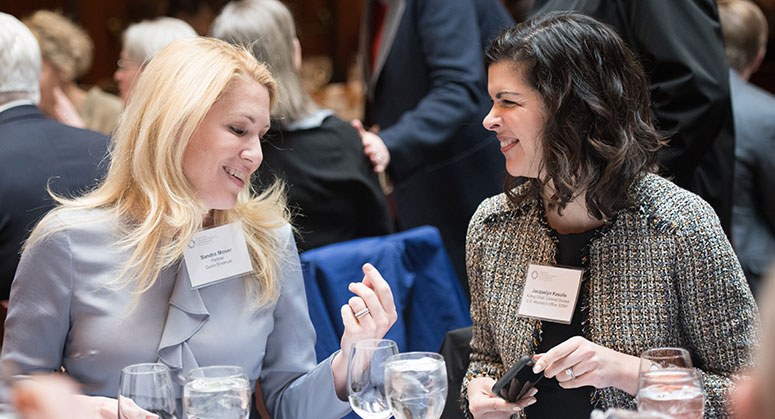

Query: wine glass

[118,363,176,419]
[347,339,399,419]
[384,352,447,419]
[183,365,251,419]
[636,348,705,419]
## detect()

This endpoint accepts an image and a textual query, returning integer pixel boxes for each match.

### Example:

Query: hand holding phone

[491,355,544,402]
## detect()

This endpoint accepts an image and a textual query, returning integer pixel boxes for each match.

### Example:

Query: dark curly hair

[486,12,665,220]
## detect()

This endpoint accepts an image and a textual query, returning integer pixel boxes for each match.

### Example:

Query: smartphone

[491,355,544,402]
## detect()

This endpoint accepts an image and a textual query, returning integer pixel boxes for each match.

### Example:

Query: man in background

[355,0,514,298]
[0,12,109,301]
[719,0,775,298]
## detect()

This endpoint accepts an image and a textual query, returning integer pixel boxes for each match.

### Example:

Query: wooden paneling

[285,0,361,83]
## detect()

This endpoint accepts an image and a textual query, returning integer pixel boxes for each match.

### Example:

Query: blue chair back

[300,226,471,361]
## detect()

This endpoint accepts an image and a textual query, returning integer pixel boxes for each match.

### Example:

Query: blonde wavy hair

[27,37,288,304]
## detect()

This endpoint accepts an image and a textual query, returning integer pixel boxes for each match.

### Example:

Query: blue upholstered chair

[300,225,472,362]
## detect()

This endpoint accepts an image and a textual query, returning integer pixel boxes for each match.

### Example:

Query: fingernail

[532,362,543,373]
[512,407,522,412]
[349,282,357,288]
[528,388,538,396]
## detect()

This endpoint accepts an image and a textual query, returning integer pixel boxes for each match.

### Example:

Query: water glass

[118,363,176,419]
[384,352,447,419]
[636,348,704,419]
[348,339,399,419]
[183,365,251,419]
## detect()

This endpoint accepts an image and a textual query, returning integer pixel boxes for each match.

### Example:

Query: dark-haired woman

[462,12,757,419]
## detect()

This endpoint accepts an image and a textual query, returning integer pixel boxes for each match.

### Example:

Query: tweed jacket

[462,173,757,418]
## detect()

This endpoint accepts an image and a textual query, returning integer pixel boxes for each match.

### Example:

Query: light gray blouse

[1,208,351,418]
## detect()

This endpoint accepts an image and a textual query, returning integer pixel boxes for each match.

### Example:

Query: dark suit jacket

[531,0,736,237]
[729,71,775,296]
[362,0,513,294]
[0,105,108,299]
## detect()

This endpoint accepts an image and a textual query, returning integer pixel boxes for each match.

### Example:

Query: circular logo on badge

[187,240,196,249]
[531,270,538,279]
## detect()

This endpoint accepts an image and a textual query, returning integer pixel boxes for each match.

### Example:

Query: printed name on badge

[183,222,254,288]
[517,264,584,324]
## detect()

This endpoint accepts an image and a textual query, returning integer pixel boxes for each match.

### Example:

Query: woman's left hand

[531,336,641,396]
[331,263,398,399]
[339,263,398,357]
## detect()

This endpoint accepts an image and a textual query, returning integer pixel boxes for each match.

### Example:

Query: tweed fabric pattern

[461,174,757,418]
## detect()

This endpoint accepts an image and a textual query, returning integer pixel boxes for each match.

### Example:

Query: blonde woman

[1,37,397,418]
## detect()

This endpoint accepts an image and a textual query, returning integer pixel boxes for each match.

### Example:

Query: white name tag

[183,222,254,288]
[517,264,584,324]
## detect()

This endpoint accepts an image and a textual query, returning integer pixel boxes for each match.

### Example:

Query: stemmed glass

[636,347,705,419]
[118,363,177,419]
[183,365,251,419]
[384,352,447,419]
[347,339,399,419]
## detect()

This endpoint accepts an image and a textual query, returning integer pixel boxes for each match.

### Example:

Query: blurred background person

[23,10,122,135]
[463,12,756,418]
[212,0,393,252]
[719,0,775,299]
[530,0,738,240]
[114,16,197,103]
[355,0,514,298]
[0,12,108,303]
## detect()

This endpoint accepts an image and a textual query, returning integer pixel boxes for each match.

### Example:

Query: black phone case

[491,355,544,402]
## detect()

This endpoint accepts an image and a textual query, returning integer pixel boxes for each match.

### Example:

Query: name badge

[183,222,254,288]
[517,264,584,324]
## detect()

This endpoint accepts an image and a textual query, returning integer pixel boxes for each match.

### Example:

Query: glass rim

[352,338,399,349]
[121,363,170,375]
[386,351,444,363]
[640,347,690,358]
[186,365,246,380]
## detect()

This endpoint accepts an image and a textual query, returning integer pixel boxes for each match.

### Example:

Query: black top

[255,114,393,251]
[525,227,598,418]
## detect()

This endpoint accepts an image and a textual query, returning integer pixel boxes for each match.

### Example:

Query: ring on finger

[565,367,576,380]
[353,307,370,319]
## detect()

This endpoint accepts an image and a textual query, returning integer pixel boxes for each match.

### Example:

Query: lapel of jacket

[362,0,406,99]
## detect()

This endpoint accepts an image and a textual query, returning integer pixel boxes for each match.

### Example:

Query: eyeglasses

[116,59,140,70]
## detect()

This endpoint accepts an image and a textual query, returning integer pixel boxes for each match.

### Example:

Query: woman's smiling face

[483,61,547,179]
[182,78,271,210]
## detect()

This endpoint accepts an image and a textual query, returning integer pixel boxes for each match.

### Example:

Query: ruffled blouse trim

[156,263,210,395]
